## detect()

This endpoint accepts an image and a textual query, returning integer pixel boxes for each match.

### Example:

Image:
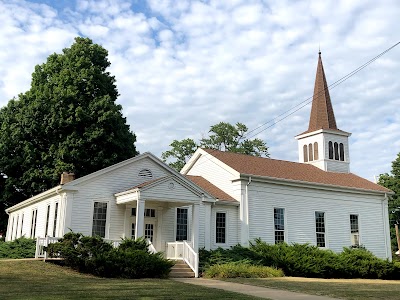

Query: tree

[379,153,400,252]
[162,122,269,171]
[0,37,138,232]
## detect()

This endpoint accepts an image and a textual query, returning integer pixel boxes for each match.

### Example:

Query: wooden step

[170,260,195,278]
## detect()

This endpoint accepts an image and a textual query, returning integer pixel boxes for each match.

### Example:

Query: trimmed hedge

[46,232,174,278]
[200,239,400,279]
[204,261,284,278]
[0,237,36,258]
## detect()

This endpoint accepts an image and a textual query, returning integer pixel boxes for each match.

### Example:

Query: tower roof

[305,52,339,133]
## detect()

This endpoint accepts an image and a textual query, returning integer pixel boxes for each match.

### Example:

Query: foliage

[200,240,400,279]
[46,232,173,278]
[379,152,400,252]
[0,37,138,232]
[162,122,269,171]
[0,237,36,258]
[204,261,284,278]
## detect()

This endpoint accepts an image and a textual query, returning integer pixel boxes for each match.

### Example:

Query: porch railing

[166,241,198,277]
[35,236,60,259]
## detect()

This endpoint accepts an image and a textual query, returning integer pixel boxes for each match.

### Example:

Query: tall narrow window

[92,202,107,238]
[45,205,50,236]
[303,145,308,162]
[15,215,19,239]
[10,216,14,240]
[313,142,319,160]
[334,142,339,160]
[145,224,154,242]
[274,208,285,244]
[328,141,333,159]
[216,212,226,244]
[339,143,345,161]
[31,209,37,238]
[350,214,359,246]
[20,214,24,237]
[176,208,188,241]
[53,203,59,237]
[308,143,313,161]
[315,211,326,247]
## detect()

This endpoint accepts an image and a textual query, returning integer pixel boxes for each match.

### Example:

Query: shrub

[46,232,173,278]
[0,237,36,258]
[204,261,284,278]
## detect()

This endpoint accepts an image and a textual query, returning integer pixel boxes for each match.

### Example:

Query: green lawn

[0,260,258,299]
[224,277,400,300]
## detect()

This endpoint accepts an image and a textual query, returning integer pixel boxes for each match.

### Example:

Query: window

[131,223,135,239]
[350,214,360,246]
[92,202,107,238]
[145,223,154,242]
[328,141,333,159]
[145,208,156,218]
[31,209,38,238]
[315,212,326,247]
[313,142,319,160]
[45,205,50,236]
[15,215,19,239]
[10,216,14,240]
[303,145,308,162]
[176,208,188,241]
[334,142,339,160]
[131,207,136,216]
[274,208,285,243]
[20,214,24,237]
[53,203,59,237]
[216,212,226,244]
[308,143,313,161]
[339,143,345,161]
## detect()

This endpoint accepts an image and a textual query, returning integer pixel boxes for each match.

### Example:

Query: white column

[204,203,211,250]
[156,206,163,251]
[191,203,200,251]
[240,183,250,246]
[135,199,145,239]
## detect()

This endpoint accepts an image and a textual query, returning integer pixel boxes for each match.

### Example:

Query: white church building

[5,53,393,276]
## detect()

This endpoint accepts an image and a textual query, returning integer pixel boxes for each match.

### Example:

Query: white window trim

[314,211,328,248]
[90,199,111,239]
[174,206,190,242]
[30,207,38,239]
[349,213,361,247]
[53,201,59,237]
[273,207,287,244]
[214,210,228,246]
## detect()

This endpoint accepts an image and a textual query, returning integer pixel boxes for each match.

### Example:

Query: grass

[224,277,400,300]
[0,260,259,300]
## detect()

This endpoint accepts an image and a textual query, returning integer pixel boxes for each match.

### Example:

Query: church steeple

[307,52,338,132]
[295,51,351,173]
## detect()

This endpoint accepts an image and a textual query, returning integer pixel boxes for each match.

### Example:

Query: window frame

[30,208,38,239]
[215,211,227,244]
[315,211,327,248]
[91,200,110,239]
[273,208,286,244]
[45,204,51,237]
[303,144,308,162]
[53,202,59,237]
[175,207,189,241]
[313,142,319,160]
[350,214,360,247]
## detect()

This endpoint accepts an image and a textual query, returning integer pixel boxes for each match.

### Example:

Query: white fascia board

[296,129,351,140]
[5,185,63,213]
[236,174,392,196]
[214,199,239,206]
[181,148,240,177]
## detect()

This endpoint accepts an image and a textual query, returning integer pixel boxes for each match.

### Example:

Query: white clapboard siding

[70,157,168,238]
[185,153,240,200]
[210,204,240,249]
[247,181,388,259]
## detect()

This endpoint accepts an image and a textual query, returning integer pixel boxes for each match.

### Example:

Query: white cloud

[0,0,399,181]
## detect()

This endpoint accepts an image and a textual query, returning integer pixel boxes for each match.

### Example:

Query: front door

[144,220,156,243]
[130,207,157,244]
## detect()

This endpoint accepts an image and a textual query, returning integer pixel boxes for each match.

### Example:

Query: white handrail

[183,241,199,278]
[35,236,60,259]
[147,239,157,254]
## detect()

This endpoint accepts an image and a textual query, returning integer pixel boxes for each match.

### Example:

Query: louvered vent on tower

[138,169,153,179]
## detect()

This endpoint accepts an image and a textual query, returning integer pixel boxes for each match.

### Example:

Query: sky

[0,0,399,181]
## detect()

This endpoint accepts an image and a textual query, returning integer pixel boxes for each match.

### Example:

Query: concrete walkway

[174,278,340,300]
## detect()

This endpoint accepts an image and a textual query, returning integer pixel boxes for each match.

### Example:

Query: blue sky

[1,0,399,181]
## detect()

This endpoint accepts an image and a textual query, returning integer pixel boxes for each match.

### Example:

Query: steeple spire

[307,52,338,132]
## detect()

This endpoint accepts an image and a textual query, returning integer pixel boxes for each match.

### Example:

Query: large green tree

[0,37,138,231]
[162,122,269,171]
[379,152,400,252]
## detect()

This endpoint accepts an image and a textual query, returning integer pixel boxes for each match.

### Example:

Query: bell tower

[295,52,351,173]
